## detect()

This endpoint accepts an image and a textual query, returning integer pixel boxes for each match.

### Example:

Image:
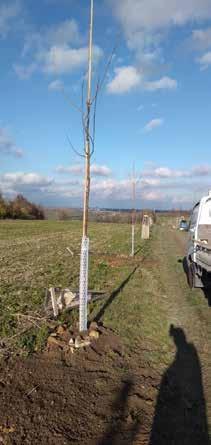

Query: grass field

[0,219,174,367]
[0,219,209,362]
[0,220,152,354]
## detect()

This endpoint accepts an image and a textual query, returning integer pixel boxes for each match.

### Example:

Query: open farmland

[0,218,210,444]
[0,220,148,347]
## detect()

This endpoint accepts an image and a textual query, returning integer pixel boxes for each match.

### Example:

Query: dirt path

[148,224,211,444]
[0,223,210,444]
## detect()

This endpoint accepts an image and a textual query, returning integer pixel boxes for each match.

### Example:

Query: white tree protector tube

[131,224,135,257]
[79,236,89,332]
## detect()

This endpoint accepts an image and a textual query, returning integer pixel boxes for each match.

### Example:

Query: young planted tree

[130,164,137,257]
[79,0,94,332]
[66,0,117,331]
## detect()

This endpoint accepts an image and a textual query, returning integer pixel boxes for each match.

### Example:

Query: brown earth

[0,224,210,445]
[0,325,158,445]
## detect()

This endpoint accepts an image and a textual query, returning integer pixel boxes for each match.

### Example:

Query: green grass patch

[0,220,146,352]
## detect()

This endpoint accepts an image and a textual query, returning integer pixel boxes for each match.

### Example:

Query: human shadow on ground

[97,378,140,445]
[149,324,210,445]
[96,325,210,445]
[94,266,139,323]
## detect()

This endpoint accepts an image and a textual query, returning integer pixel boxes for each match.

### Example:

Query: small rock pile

[47,321,100,353]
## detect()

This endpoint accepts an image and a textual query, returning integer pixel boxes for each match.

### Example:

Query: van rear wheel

[203,287,211,306]
[187,263,194,288]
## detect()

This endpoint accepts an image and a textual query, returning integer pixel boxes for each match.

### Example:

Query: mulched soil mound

[0,326,158,445]
[0,324,208,444]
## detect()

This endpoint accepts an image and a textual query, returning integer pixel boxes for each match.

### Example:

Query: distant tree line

[0,194,45,220]
[54,208,157,224]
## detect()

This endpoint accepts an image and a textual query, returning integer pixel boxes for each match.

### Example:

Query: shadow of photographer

[149,324,210,445]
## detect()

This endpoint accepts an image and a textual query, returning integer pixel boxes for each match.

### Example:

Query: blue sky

[1,0,211,209]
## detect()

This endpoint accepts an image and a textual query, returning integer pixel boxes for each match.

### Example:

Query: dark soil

[0,326,158,445]
[0,322,210,445]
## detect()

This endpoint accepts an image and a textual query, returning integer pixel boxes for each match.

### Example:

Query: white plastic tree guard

[131,224,135,256]
[79,236,89,331]
[141,215,150,240]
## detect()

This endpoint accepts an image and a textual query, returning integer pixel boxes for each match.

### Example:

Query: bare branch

[90,135,95,157]
[80,34,121,163]
[92,79,99,153]
[91,33,121,104]
[66,134,85,158]
[62,90,83,115]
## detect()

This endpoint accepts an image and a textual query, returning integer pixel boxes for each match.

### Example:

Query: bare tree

[65,0,118,331]
[78,0,94,332]
[130,163,137,257]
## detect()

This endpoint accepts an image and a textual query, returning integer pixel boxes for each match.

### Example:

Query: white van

[186,191,211,288]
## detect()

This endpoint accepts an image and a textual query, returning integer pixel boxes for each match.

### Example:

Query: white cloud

[46,181,81,199]
[108,0,211,87]
[44,19,81,47]
[0,172,53,197]
[107,66,177,95]
[142,164,211,178]
[0,127,23,157]
[145,76,178,91]
[154,167,187,178]
[22,19,81,56]
[91,164,112,177]
[2,172,52,187]
[197,51,211,70]
[15,18,103,78]
[2,172,83,199]
[1,165,210,209]
[48,79,64,91]
[91,178,131,200]
[153,167,174,177]
[143,118,164,133]
[109,0,211,36]
[192,28,211,51]
[57,163,112,177]
[107,66,141,94]
[188,28,211,71]
[191,165,211,176]
[41,44,102,75]
[0,1,20,38]
[14,63,37,80]
[16,44,103,78]
[155,167,185,178]
[141,190,164,201]
[141,177,161,187]
[57,164,83,175]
